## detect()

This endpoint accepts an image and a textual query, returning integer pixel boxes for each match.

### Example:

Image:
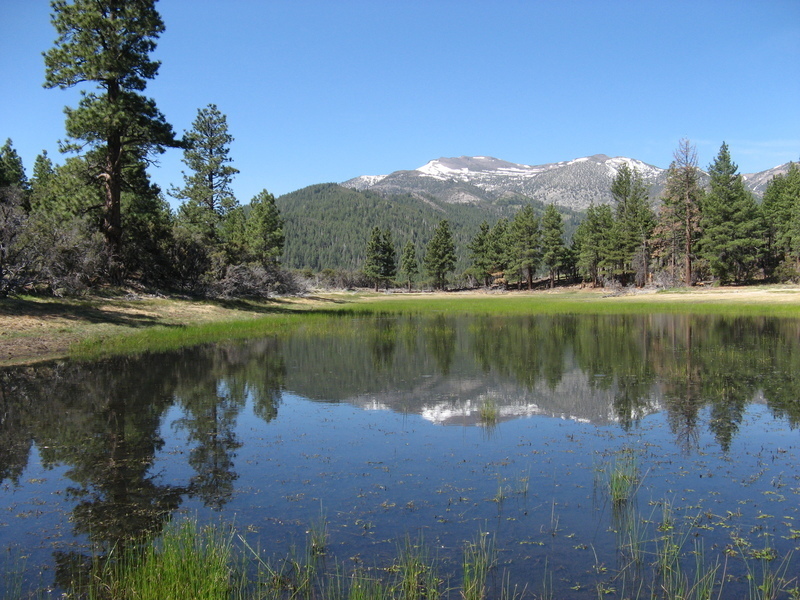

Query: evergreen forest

[1,1,798,298]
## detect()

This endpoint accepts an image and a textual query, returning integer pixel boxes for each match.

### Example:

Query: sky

[1,0,799,207]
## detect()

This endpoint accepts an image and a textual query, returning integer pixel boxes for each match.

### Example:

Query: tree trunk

[103,79,123,272]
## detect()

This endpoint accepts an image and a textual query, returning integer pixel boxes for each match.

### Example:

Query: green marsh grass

[477,398,498,427]
[50,512,798,600]
[607,449,640,506]
[92,518,241,600]
[393,536,441,600]
[66,291,800,362]
[461,532,496,600]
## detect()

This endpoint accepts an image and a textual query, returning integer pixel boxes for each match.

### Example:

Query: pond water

[1,313,800,597]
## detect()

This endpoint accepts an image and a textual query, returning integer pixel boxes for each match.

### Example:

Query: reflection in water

[1,313,800,591]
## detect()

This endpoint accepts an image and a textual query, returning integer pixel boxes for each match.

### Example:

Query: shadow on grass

[0,295,360,331]
[0,297,167,329]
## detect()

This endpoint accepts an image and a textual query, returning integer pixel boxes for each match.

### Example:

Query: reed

[607,449,639,506]
[94,518,240,600]
[477,398,498,427]
[461,532,496,600]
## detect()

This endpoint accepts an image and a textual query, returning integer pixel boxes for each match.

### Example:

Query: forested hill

[276,184,582,272]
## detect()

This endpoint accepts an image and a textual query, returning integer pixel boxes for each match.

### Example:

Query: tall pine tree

[245,189,284,267]
[424,220,456,290]
[762,163,800,276]
[540,204,565,289]
[467,221,493,287]
[657,139,703,286]
[399,240,419,291]
[698,142,765,283]
[44,0,178,262]
[173,104,239,245]
[608,163,655,285]
[508,205,541,290]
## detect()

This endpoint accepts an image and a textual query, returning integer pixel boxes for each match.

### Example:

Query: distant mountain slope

[276,183,582,272]
[343,155,791,211]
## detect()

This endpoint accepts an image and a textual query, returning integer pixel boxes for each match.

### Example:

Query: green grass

[328,293,800,319]
[66,291,800,362]
[461,532,496,600]
[39,511,798,600]
[477,398,498,427]
[90,518,241,600]
[607,449,640,506]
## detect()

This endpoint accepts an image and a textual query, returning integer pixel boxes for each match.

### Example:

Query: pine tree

[698,142,765,283]
[29,151,56,213]
[575,204,613,287]
[657,139,703,286]
[44,0,178,260]
[424,220,456,290]
[467,221,493,287]
[488,218,510,282]
[762,163,800,275]
[508,205,541,290]
[399,240,418,291]
[173,104,239,245]
[608,163,655,285]
[540,204,565,289]
[245,189,284,267]
[0,139,27,191]
[363,226,395,290]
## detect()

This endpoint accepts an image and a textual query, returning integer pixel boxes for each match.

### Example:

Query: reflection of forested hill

[4,312,800,496]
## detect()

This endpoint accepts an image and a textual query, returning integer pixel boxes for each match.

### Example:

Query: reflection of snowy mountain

[340,369,663,427]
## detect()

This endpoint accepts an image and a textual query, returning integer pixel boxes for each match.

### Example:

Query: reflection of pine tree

[176,383,243,511]
[24,355,185,589]
[0,371,34,484]
[424,315,457,375]
[369,319,398,369]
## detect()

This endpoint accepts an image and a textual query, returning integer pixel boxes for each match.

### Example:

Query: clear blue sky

[2,1,798,206]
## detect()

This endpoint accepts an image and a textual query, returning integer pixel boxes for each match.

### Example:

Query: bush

[1,186,106,297]
[23,212,107,296]
[211,263,305,298]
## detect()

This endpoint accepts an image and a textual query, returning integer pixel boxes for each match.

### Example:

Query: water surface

[2,313,799,596]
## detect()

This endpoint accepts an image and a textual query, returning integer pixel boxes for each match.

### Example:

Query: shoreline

[2,285,799,367]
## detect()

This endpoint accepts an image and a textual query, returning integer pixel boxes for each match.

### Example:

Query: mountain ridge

[343,154,791,211]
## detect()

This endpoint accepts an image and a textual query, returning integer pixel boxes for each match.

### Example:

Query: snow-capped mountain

[343,155,789,211]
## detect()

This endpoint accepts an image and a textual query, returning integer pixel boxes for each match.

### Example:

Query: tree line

[2,1,799,298]
[360,140,799,291]
[0,1,287,298]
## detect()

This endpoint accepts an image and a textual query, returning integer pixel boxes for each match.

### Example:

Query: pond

[1,313,800,597]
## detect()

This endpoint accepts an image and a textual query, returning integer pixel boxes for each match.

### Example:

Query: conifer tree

[657,139,703,286]
[540,204,565,289]
[245,189,284,267]
[698,142,765,283]
[488,218,510,280]
[508,205,541,289]
[44,0,178,260]
[467,221,493,286]
[424,220,456,290]
[575,204,613,287]
[608,163,655,285]
[762,163,800,275]
[173,104,239,245]
[0,139,27,191]
[399,240,418,291]
[363,226,395,290]
[29,151,56,213]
